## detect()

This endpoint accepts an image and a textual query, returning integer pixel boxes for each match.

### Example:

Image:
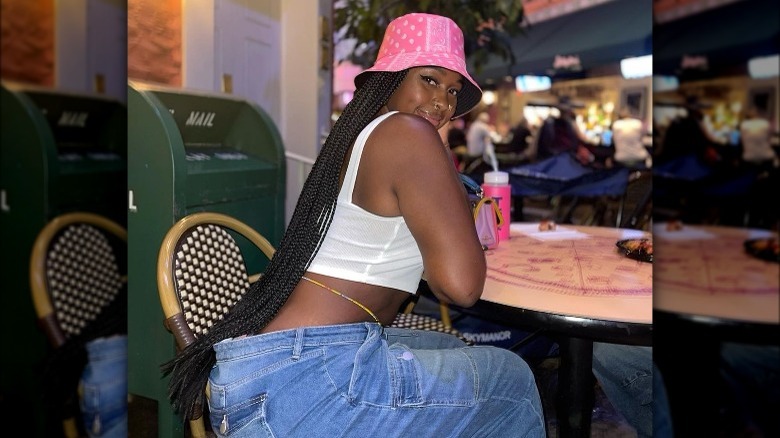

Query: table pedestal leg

[655,314,721,437]
[556,337,594,438]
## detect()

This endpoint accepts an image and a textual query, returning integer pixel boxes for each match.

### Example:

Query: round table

[481,223,652,325]
[654,223,778,328]
[461,223,653,438]
[652,223,779,436]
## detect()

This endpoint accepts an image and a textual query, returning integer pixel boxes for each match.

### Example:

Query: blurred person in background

[739,107,778,169]
[657,96,726,165]
[738,107,779,229]
[529,96,597,164]
[446,117,468,171]
[507,116,533,157]
[466,111,500,171]
[591,343,673,438]
[611,109,651,169]
[466,111,493,159]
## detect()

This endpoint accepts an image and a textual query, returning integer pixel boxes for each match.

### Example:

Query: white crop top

[307,112,423,294]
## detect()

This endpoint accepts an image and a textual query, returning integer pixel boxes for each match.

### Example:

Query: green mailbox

[0,81,127,436]
[127,81,286,437]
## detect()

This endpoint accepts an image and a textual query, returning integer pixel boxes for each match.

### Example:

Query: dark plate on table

[616,239,653,263]
[743,237,779,263]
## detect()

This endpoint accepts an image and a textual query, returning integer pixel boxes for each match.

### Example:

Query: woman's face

[385,66,462,130]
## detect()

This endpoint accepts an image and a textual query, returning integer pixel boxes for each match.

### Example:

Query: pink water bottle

[482,171,511,241]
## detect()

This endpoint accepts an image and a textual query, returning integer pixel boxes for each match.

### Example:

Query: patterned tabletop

[653,223,779,325]
[480,223,653,325]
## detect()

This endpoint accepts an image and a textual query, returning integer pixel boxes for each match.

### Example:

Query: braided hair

[162,70,408,420]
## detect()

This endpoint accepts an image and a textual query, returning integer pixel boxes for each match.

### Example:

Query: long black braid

[161,70,409,420]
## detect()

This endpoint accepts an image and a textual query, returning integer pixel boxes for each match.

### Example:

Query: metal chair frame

[616,169,653,229]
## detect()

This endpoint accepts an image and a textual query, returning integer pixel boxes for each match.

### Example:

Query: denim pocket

[209,393,272,438]
[623,370,653,407]
[79,380,127,437]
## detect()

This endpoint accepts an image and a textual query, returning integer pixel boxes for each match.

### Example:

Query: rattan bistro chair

[616,169,652,230]
[158,213,469,436]
[29,212,127,438]
[393,281,472,345]
[157,212,275,438]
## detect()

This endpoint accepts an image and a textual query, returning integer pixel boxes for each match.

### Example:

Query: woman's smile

[416,108,445,128]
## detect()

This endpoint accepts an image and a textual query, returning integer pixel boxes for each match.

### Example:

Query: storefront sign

[553,54,582,70]
[680,54,708,70]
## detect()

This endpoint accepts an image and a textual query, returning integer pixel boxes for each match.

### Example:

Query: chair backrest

[157,212,275,349]
[157,212,276,438]
[617,169,653,229]
[30,212,127,348]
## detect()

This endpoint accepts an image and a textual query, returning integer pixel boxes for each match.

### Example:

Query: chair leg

[189,418,208,438]
[439,302,452,328]
[63,417,80,438]
[555,196,580,223]
[616,195,626,228]
[621,189,652,229]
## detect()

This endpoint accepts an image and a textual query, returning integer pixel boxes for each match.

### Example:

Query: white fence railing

[285,151,315,188]
[284,151,316,222]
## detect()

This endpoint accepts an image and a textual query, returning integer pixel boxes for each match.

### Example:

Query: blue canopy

[472,0,652,82]
[654,154,713,181]
[654,0,778,76]
[654,154,761,197]
[507,153,630,196]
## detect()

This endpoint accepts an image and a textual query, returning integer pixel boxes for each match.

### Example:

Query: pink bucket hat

[354,13,483,119]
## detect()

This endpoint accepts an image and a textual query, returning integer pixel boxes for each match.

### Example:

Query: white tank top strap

[338,111,398,203]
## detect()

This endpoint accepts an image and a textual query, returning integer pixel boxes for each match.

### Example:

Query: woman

[164,13,545,437]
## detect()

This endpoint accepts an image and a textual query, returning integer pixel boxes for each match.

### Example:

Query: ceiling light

[621,55,652,79]
[748,54,779,78]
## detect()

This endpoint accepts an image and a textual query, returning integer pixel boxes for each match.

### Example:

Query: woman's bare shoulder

[369,113,442,156]
[359,112,453,195]
[375,112,438,138]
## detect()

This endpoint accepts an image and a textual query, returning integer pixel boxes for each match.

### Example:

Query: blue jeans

[592,344,671,438]
[208,323,545,437]
[720,343,780,437]
[79,335,128,438]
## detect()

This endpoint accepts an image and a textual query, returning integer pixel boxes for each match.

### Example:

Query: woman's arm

[357,113,486,307]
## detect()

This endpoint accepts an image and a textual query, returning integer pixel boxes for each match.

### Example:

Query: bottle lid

[484,171,509,185]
